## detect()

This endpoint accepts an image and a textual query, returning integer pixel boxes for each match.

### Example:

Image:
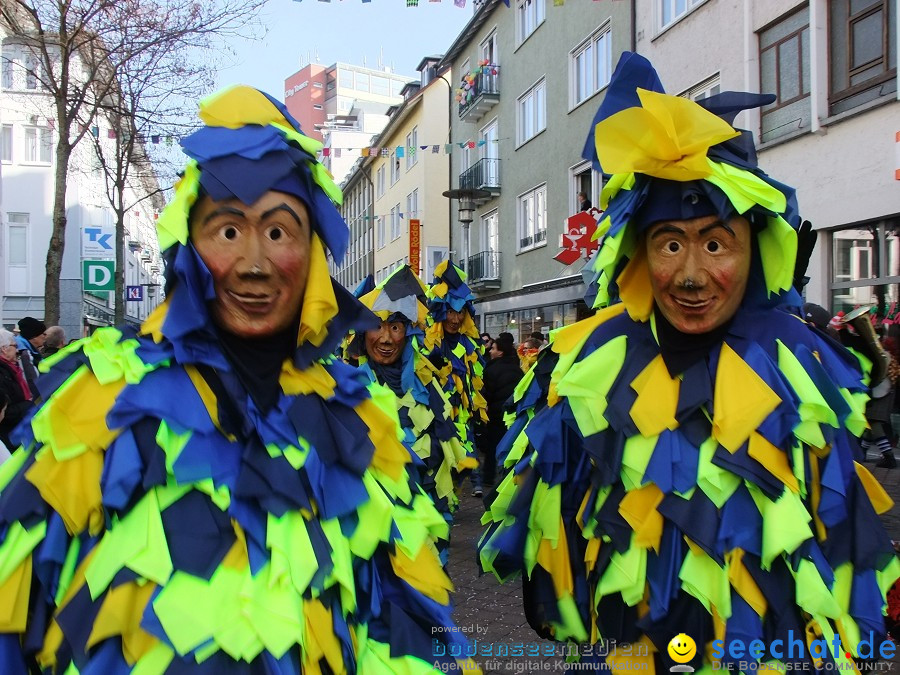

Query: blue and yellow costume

[479,54,899,673]
[349,266,475,562]
[0,86,478,673]
[424,261,487,455]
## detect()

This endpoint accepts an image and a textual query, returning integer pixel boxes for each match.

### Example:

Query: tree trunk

[44,140,72,325]
[114,205,126,325]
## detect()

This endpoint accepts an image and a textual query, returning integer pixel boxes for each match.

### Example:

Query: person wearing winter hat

[14,316,45,397]
[0,85,477,673]
[480,52,897,672]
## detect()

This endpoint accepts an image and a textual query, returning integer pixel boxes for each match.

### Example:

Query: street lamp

[442,188,490,275]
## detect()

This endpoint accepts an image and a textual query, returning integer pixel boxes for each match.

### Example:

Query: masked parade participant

[0,85,478,674]
[347,266,475,564]
[424,261,487,496]
[479,53,898,672]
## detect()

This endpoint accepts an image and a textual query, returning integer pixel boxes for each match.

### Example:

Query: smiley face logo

[667,633,697,664]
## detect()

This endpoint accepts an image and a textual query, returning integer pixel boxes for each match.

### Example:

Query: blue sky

[216,1,478,98]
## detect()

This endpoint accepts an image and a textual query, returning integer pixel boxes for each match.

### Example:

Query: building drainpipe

[630,0,636,52]
[438,74,454,274]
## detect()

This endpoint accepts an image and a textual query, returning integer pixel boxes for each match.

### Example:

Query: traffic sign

[82,226,115,258]
[83,260,115,292]
[126,285,143,301]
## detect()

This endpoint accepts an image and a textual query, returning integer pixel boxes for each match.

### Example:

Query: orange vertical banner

[409,219,421,275]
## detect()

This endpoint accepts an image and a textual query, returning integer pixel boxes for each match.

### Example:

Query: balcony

[458,65,500,122]
[467,250,501,291]
[459,158,500,194]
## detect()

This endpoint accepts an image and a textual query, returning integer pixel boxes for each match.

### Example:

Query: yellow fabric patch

[139,299,170,344]
[357,399,409,482]
[297,235,338,349]
[535,517,574,598]
[618,484,664,552]
[279,360,336,398]
[0,554,31,631]
[854,461,894,514]
[713,344,782,452]
[618,246,654,322]
[594,88,739,181]
[390,546,454,605]
[630,355,679,437]
[32,365,124,459]
[26,446,105,536]
[725,549,767,616]
[87,581,159,664]
[747,432,799,493]
[303,598,344,674]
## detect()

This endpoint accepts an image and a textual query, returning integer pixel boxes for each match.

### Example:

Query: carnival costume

[424,261,487,454]
[479,53,899,672]
[0,86,478,674]
[350,266,475,562]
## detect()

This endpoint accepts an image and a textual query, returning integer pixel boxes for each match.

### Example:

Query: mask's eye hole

[269,227,283,241]
[667,241,680,253]
[706,240,720,253]
[224,227,237,240]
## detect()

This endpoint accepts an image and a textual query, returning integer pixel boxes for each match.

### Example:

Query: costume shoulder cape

[480,303,899,672]
[357,341,475,516]
[0,309,479,673]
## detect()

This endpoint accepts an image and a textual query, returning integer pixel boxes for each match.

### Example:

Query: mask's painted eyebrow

[261,203,304,227]
[203,206,245,225]
[649,224,686,239]
[699,220,735,237]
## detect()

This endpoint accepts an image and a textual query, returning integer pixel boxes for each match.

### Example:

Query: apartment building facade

[0,31,165,340]
[635,0,898,316]
[440,0,633,342]
[333,57,454,291]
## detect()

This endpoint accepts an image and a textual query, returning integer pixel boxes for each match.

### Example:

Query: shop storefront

[828,218,900,318]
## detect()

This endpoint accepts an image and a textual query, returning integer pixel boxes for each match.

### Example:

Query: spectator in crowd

[480,331,492,346]
[479,332,522,493]
[15,316,45,397]
[41,326,66,357]
[0,329,33,452]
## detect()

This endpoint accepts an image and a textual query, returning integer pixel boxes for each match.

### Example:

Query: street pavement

[445,452,900,674]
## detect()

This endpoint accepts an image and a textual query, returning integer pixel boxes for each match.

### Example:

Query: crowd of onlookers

[0,318,66,455]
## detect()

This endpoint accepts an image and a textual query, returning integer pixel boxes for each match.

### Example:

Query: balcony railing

[459,158,500,193]
[519,228,547,250]
[458,65,500,122]
[467,250,501,289]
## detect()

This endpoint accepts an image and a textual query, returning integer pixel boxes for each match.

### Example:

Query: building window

[376,165,385,198]
[660,0,705,30]
[376,216,385,249]
[7,213,28,266]
[313,81,323,88]
[1,53,12,90]
[571,23,612,108]
[371,75,389,96]
[829,219,900,316]
[390,203,401,241]
[1,125,11,162]
[313,104,323,110]
[517,0,545,45]
[390,152,400,185]
[406,126,418,170]
[828,0,896,116]
[24,53,38,90]
[517,78,546,146]
[759,8,810,143]
[406,189,418,221]
[24,126,52,163]
[355,71,369,93]
[517,184,547,252]
[680,73,721,102]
